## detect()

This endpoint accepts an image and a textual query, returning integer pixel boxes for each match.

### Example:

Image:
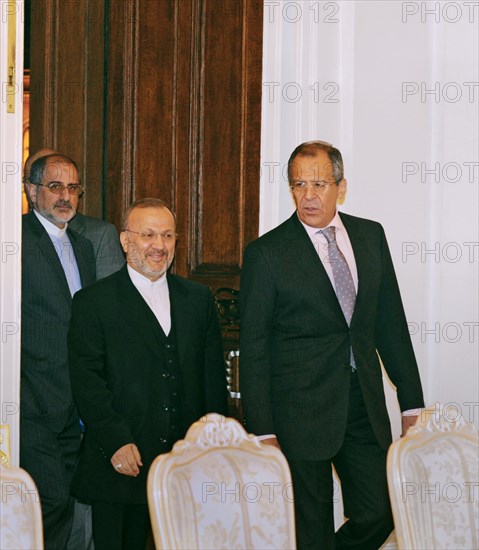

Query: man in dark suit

[68,198,228,550]
[24,149,123,550]
[25,148,125,280]
[240,141,424,549]
[21,154,96,549]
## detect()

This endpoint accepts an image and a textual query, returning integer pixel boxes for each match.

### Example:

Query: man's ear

[337,178,347,202]
[119,231,128,253]
[25,182,37,205]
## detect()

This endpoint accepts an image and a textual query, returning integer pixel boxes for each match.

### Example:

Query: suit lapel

[116,267,167,355]
[167,275,192,366]
[26,212,72,301]
[339,213,373,325]
[286,214,344,321]
[68,228,95,287]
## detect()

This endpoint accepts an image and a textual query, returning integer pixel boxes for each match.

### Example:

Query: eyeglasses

[123,229,178,243]
[34,182,84,195]
[289,180,340,194]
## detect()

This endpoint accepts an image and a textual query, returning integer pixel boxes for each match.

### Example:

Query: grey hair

[28,154,80,185]
[287,140,344,183]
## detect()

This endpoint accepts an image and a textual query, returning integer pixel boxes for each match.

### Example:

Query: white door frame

[0,0,24,467]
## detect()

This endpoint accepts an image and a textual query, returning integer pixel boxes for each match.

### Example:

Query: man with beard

[68,198,228,549]
[24,149,124,550]
[24,148,125,280]
[21,153,96,549]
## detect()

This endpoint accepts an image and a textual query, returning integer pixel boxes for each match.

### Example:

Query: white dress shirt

[127,265,171,335]
[34,210,82,296]
[299,210,358,294]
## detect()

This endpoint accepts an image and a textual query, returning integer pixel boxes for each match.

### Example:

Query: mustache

[54,200,73,208]
[146,249,168,257]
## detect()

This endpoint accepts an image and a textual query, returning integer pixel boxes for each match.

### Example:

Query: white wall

[261,0,478,429]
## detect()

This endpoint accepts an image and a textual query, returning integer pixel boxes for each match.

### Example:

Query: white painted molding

[0,0,24,467]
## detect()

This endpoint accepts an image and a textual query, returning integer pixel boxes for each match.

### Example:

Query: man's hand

[401,415,418,438]
[260,437,281,450]
[111,443,143,476]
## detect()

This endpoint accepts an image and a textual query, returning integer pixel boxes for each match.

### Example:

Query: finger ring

[114,463,122,470]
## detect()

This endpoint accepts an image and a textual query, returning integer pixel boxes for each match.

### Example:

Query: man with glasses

[24,148,125,280]
[68,198,228,549]
[23,150,124,549]
[21,153,96,549]
[240,141,424,549]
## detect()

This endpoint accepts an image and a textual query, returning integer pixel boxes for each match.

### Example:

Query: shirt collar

[33,209,69,238]
[127,264,167,289]
[297,210,346,238]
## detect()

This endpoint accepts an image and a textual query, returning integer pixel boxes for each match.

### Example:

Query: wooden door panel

[29,0,263,292]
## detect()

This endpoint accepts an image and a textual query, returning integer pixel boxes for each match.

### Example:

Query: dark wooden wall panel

[29,0,105,218]
[135,1,176,203]
[169,0,197,277]
[53,1,87,163]
[83,0,106,217]
[29,0,55,152]
[29,0,263,294]
[196,0,244,270]
[187,0,263,290]
[104,0,137,228]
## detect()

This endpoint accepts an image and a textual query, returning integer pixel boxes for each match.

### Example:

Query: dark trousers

[92,501,151,550]
[20,411,81,550]
[289,372,394,550]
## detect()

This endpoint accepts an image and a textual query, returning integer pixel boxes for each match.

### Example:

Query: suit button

[162,372,169,378]
[163,405,169,411]
[165,344,171,349]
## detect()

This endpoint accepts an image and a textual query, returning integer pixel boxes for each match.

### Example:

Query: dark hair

[287,140,344,183]
[28,154,80,185]
[122,198,176,230]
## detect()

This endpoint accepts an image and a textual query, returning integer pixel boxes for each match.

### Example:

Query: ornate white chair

[147,413,296,549]
[387,404,479,549]
[0,463,43,549]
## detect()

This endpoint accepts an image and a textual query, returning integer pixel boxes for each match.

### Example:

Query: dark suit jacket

[239,212,424,461]
[68,266,228,504]
[21,211,96,431]
[69,212,125,279]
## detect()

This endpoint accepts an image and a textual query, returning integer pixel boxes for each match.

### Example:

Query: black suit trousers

[20,409,81,550]
[91,501,151,550]
[288,372,394,550]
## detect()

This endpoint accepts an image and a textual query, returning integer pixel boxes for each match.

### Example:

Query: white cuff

[402,408,421,416]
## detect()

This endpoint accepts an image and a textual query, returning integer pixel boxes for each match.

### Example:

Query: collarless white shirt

[127,265,171,335]
[34,208,69,239]
[298,210,358,293]
[34,209,82,296]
